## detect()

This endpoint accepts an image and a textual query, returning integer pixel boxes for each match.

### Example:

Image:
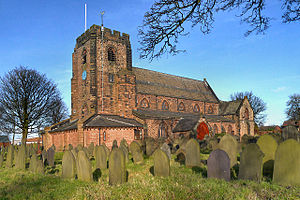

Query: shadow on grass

[93,168,101,181]
[149,166,154,176]
[192,166,207,177]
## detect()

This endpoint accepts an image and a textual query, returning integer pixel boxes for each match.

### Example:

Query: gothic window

[208,105,214,114]
[228,125,233,134]
[158,122,168,138]
[213,124,218,134]
[108,47,116,61]
[134,129,142,140]
[103,131,106,141]
[244,108,249,120]
[193,104,200,113]
[82,49,87,64]
[178,102,185,111]
[162,100,169,110]
[140,98,149,108]
[109,73,114,83]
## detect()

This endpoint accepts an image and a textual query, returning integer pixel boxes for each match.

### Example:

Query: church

[43,25,254,150]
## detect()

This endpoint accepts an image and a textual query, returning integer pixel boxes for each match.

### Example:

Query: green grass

[0,153,299,200]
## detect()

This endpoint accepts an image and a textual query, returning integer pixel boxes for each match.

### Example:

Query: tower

[71,25,135,120]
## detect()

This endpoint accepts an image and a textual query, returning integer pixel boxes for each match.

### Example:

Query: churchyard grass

[0,153,299,200]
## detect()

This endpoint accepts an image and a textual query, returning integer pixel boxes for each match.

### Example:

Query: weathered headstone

[68,144,73,151]
[282,126,300,141]
[62,150,76,179]
[15,145,26,170]
[120,138,128,150]
[273,139,300,186]
[129,141,144,164]
[160,143,171,160]
[207,149,230,181]
[238,143,264,181]
[153,149,170,177]
[83,147,90,158]
[51,144,56,151]
[71,149,78,161]
[77,150,93,182]
[102,143,110,157]
[29,153,44,174]
[218,134,238,168]
[185,138,201,167]
[119,145,129,163]
[109,148,126,185]
[41,149,47,164]
[112,140,118,150]
[208,138,219,151]
[95,145,107,170]
[145,137,157,156]
[88,142,94,157]
[5,145,14,168]
[0,153,4,167]
[77,144,83,151]
[47,147,55,167]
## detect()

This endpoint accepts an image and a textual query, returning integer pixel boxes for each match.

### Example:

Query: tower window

[208,105,214,114]
[82,49,87,64]
[162,100,169,110]
[193,104,200,113]
[178,102,185,111]
[140,98,149,108]
[108,47,116,61]
[109,73,114,83]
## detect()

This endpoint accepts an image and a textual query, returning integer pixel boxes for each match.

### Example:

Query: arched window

[108,47,116,61]
[244,108,249,120]
[82,49,87,64]
[193,104,200,113]
[178,102,185,111]
[158,122,168,138]
[208,105,214,114]
[228,125,233,135]
[103,131,106,141]
[140,98,149,108]
[162,100,169,110]
[213,124,218,134]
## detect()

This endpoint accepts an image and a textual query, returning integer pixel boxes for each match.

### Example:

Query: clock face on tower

[82,70,87,80]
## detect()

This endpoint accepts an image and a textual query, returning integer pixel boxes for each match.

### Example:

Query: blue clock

[82,70,87,80]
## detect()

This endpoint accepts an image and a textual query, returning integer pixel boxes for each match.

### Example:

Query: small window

[82,49,87,64]
[134,129,141,140]
[193,104,200,113]
[244,108,249,120]
[140,98,149,108]
[108,47,116,61]
[208,105,214,114]
[178,102,185,111]
[158,122,168,138]
[103,131,106,141]
[109,73,114,83]
[162,100,169,110]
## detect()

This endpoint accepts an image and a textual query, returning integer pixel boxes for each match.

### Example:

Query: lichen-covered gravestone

[256,134,278,177]
[207,149,230,181]
[282,126,300,141]
[71,149,78,161]
[0,152,4,167]
[112,140,118,150]
[41,149,47,164]
[68,144,73,151]
[15,145,26,170]
[238,143,264,181]
[5,145,14,168]
[102,143,110,156]
[273,139,300,186]
[160,143,171,160]
[77,150,92,182]
[95,145,107,170]
[119,145,129,163]
[120,138,128,151]
[185,138,201,167]
[218,134,238,168]
[129,141,144,164]
[29,153,44,174]
[109,148,126,185]
[62,150,76,179]
[47,147,55,167]
[153,149,170,177]
[145,137,158,156]
[88,142,94,157]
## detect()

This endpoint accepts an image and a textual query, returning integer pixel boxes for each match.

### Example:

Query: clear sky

[0,0,299,126]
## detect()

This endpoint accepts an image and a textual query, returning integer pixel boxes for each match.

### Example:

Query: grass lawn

[0,152,299,200]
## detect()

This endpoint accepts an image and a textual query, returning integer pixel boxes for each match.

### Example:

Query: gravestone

[47,147,55,167]
[62,150,76,179]
[95,145,107,170]
[120,138,128,150]
[160,143,171,160]
[238,143,264,181]
[273,139,300,186]
[88,142,94,157]
[51,144,56,151]
[68,144,73,151]
[77,144,83,151]
[41,149,47,164]
[218,134,238,168]
[207,149,230,181]
[77,150,92,182]
[112,140,118,149]
[83,147,90,158]
[119,145,129,163]
[102,143,110,157]
[145,137,157,156]
[282,126,299,141]
[208,138,219,151]
[109,148,126,185]
[29,153,44,174]
[129,141,144,164]
[185,138,201,167]
[15,145,26,170]
[5,145,14,168]
[0,153,4,167]
[153,149,170,177]
[71,149,78,161]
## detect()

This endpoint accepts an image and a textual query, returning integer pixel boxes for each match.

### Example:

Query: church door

[196,122,209,140]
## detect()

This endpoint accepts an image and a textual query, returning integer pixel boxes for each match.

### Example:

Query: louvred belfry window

[178,102,185,111]
[162,100,169,110]
[108,47,116,61]
[193,104,200,113]
[140,98,149,108]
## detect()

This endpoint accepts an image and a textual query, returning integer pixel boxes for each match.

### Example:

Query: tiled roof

[132,109,199,120]
[0,135,9,143]
[49,119,78,132]
[219,100,243,115]
[133,67,219,103]
[84,114,143,128]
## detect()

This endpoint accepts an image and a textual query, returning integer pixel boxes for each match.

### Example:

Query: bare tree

[230,91,267,126]
[0,66,65,144]
[286,93,300,120]
[139,0,300,60]
[47,96,69,125]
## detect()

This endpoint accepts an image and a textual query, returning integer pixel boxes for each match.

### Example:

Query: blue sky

[0,0,299,126]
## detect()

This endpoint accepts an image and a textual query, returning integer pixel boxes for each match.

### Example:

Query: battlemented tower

[71,25,135,120]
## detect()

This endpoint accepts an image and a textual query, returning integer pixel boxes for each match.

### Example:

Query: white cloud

[273,86,287,93]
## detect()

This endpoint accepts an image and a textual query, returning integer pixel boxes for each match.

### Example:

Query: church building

[43,25,254,150]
